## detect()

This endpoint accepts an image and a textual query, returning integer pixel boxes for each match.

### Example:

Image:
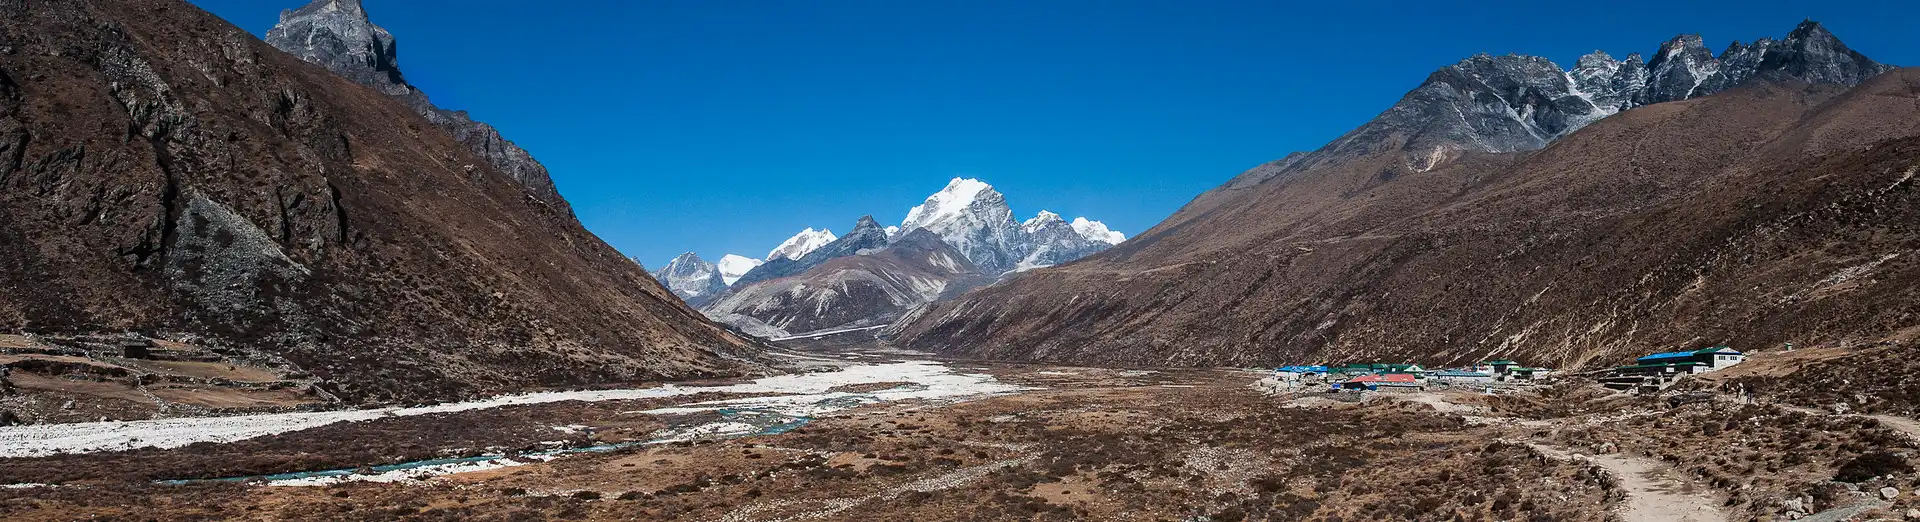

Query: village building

[1478,360,1519,375]
[1335,363,1423,376]
[1344,373,1422,391]
[1432,370,1495,384]
[1618,347,1745,375]
[1601,346,1745,392]
[1274,365,1330,379]
[1474,360,1554,381]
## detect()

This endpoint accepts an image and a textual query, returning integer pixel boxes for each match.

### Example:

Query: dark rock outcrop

[1637,20,1891,105]
[265,0,568,212]
[1016,211,1113,269]
[0,0,758,403]
[1278,21,1895,183]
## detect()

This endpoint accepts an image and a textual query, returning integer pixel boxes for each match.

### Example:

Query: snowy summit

[766,228,837,261]
[1071,217,1125,245]
[716,254,764,286]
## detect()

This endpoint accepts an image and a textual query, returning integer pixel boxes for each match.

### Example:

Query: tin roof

[1638,347,1741,362]
[1435,371,1493,377]
[1350,373,1419,383]
[1614,362,1709,371]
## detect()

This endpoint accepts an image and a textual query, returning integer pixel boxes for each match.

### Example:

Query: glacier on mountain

[716,254,763,286]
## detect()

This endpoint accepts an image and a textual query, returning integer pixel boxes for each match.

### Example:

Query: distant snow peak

[902,177,999,230]
[652,252,725,305]
[899,178,1023,274]
[1071,218,1125,245]
[1330,20,1890,167]
[716,254,763,286]
[1021,210,1066,233]
[767,228,837,261]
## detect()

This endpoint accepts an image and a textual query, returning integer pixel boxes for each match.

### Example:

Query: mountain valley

[2,2,1918,521]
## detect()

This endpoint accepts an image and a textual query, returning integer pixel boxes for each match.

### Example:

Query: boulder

[1881,486,1900,500]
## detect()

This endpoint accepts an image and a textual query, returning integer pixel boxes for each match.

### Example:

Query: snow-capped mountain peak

[716,254,763,286]
[899,178,1024,274]
[1071,218,1125,245]
[903,178,997,228]
[1021,210,1066,233]
[766,227,837,261]
[651,252,725,306]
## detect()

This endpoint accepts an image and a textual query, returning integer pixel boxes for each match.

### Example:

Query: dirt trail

[1775,404,1920,443]
[1422,385,1726,522]
[1531,445,1728,522]
[1869,414,1920,441]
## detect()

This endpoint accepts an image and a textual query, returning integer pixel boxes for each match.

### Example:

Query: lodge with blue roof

[1601,346,1745,391]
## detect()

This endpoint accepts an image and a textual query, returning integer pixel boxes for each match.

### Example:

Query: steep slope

[264,0,567,211]
[0,0,758,402]
[733,216,891,287]
[704,230,986,338]
[652,253,726,306]
[895,23,1914,370]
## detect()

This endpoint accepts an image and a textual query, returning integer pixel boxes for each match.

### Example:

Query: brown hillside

[896,71,1920,370]
[0,0,760,402]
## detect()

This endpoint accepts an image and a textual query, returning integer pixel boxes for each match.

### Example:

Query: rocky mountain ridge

[896,178,1125,275]
[265,0,569,212]
[1292,20,1892,180]
[703,229,987,338]
[893,21,1914,372]
[0,0,759,402]
[686,178,1124,336]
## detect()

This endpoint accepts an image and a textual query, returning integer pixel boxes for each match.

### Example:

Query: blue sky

[190,0,1918,267]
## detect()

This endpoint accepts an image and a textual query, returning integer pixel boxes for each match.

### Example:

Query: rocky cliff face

[0,0,759,402]
[1017,211,1117,270]
[652,253,726,307]
[1295,21,1893,180]
[1633,21,1889,106]
[900,178,1028,274]
[895,22,1914,371]
[265,0,568,212]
